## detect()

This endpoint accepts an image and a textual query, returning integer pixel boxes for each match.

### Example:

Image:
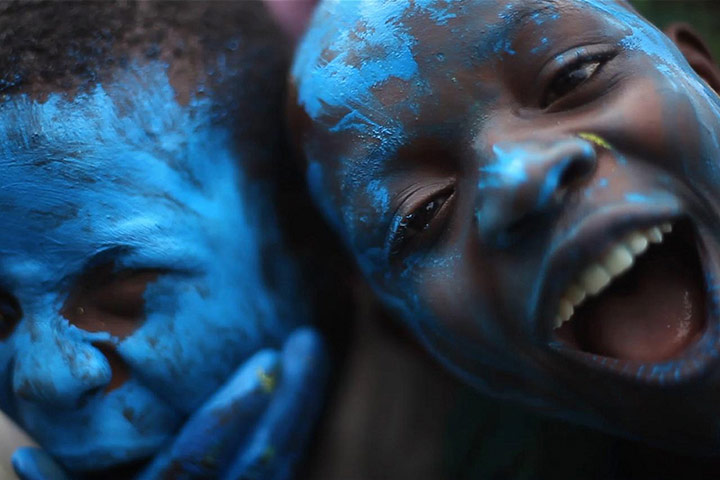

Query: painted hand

[11,327,328,480]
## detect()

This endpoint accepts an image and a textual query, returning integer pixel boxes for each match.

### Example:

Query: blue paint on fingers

[222,327,329,480]
[137,349,280,479]
[12,447,70,480]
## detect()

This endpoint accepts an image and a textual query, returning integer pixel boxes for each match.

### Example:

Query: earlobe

[664,23,720,93]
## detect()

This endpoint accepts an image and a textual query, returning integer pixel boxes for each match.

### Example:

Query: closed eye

[61,262,164,339]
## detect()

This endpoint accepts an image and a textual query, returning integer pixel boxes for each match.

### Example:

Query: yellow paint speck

[257,368,276,393]
[578,132,612,150]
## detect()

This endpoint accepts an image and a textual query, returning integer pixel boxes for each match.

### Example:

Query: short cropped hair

[0,1,285,106]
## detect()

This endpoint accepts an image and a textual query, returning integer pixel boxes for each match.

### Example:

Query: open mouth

[552,219,709,370]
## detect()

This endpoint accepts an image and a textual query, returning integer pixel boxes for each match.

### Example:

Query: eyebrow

[511,0,560,24]
[476,0,560,58]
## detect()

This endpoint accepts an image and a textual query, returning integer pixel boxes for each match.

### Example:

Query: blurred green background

[631,0,720,58]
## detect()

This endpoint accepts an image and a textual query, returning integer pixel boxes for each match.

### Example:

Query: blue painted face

[0,63,304,471]
[292,0,720,452]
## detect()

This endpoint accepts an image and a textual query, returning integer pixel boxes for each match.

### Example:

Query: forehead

[293,0,663,183]
[0,64,217,181]
[295,0,641,120]
[0,64,243,285]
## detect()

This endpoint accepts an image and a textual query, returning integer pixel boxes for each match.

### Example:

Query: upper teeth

[553,222,672,330]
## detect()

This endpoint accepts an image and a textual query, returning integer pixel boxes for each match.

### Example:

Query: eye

[92,270,161,318]
[389,188,454,258]
[541,49,616,108]
[62,262,163,339]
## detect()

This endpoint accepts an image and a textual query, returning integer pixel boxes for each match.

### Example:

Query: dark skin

[291,0,720,455]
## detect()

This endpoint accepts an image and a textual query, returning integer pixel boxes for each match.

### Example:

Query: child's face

[0,64,298,471]
[293,0,720,450]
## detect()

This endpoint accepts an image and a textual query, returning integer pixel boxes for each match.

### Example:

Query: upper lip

[535,201,681,342]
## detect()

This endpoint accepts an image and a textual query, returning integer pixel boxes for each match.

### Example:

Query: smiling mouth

[552,219,707,365]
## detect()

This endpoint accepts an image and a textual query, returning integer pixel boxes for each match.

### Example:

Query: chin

[15,380,181,472]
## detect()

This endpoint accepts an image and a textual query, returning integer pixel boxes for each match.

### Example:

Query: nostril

[558,155,596,192]
[480,138,599,245]
[91,342,130,394]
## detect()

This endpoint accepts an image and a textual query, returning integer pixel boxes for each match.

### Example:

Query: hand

[12,327,328,480]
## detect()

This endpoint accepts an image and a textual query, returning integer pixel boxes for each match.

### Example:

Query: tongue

[573,232,705,363]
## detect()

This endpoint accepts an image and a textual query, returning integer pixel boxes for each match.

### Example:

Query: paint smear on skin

[297,0,614,253]
[0,62,309,470]
[292,0,421,125]
[337,136,407,255]
[530,36,549,55]
[623,191,678,205]
[478,143,530,190]
[577,0,672,63]
[537,158,573,207]
[295,1,426,246]
[366,179,390,215]
[494,1,559,57]
[476,142,551,245]
[625,192,651,203]
[477,137,597,243]
[414,0,456,25]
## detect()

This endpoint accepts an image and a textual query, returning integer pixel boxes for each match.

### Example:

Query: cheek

[598,64,713,175]
[643,74,720,194]
[601,76,679,160]
[411,255,558,398]
[420,259,493,343]
[407,249,513,363]
[117,275,267,413]
[681,83,720,190]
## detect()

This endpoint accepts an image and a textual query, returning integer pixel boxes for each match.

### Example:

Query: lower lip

[546,221,720,386]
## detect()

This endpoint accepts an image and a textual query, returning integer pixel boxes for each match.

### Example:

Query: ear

[664,23,720,93]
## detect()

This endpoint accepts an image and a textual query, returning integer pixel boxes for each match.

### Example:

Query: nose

[13,322,112,409]
[476,137,597,244]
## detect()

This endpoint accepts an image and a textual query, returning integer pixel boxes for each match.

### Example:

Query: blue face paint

[292,0,720,454]
[0,62,307,471]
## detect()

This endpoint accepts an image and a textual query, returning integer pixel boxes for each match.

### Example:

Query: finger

[12,447,70,480]
[139,349,280,480]
[222,327,328,480]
